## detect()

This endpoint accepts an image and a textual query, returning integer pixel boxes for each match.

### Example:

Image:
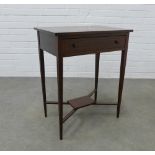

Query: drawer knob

[72,43,76,48]
[114,40,119,44]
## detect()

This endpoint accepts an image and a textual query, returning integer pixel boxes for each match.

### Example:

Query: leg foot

[116,106,120,118]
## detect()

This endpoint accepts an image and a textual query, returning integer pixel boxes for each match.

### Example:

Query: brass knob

[114,40,119,44]
[72,43,76,48]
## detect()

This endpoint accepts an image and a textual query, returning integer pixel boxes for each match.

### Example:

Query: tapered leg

[117,49,128,118]
[95,53,100,102]
[38,49,47,117]
[57,56,63,140]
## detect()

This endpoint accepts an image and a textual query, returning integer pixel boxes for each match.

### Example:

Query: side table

[35,25,133,140]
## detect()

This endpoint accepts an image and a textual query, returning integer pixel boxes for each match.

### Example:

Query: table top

[34,25,133,36]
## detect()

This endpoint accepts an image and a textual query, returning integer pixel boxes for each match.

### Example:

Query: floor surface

[0,77,155,150]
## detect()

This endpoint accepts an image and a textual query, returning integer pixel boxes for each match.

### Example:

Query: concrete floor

[0,77,155,150]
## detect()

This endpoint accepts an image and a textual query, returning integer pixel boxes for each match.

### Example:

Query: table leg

[95,53,100,102]
[38,49,47,117]
[117,49,128,118]
[57,56,63,140]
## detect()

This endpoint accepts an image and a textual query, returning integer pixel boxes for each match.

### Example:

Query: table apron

[61,35,127,57]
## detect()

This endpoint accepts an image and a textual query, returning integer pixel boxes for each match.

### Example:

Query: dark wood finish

[35,25,133,140]
[88,89,96,97]
[46,101,68,105]
[57,38,63,140]
[61,36,126,57]
[46,101,117,106]
[92,103,117,105]
[117,35,129,118]
[95,53,100,102]
[39,31,58,56]
[68,96,95,109]
[37,32,47,117]
[34,25,133,37]
[63,109,77,123]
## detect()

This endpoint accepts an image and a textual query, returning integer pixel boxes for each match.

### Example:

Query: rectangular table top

[34,25,133,36]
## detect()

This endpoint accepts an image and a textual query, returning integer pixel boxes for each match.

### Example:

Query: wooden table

[35,25,133,140]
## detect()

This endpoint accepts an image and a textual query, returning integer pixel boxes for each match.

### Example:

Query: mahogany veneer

[35,25,133,140]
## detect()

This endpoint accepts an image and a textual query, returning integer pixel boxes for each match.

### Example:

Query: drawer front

[62,36,126,57]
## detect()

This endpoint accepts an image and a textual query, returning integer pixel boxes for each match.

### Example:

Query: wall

[0,4,155,78]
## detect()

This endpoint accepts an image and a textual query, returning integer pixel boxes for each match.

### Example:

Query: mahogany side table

[34,26,133,140]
